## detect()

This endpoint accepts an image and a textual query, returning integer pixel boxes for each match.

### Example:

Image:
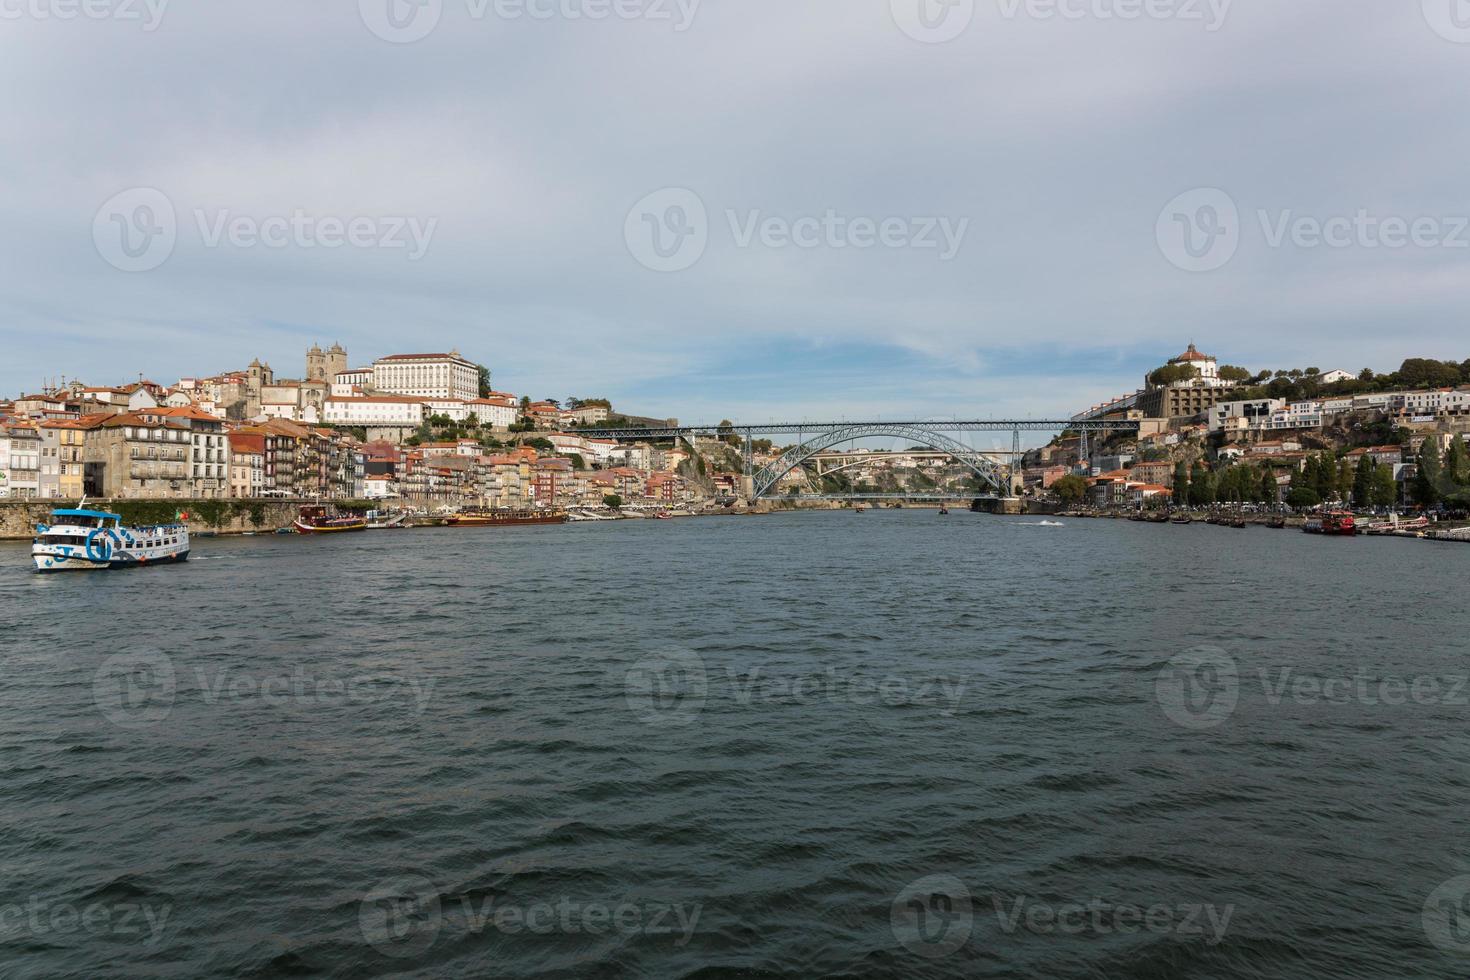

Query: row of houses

[1209,389,1470,434]
[0,413,367,501]
[358,443,695,508]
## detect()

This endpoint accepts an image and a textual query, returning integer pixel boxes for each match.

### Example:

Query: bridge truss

[576,419,1138,500]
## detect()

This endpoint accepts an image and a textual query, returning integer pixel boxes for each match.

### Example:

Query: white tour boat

[32,507,190,573]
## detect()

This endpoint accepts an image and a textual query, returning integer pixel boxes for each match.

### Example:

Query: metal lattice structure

[574,418,1139,501]
[750,423,1009,498]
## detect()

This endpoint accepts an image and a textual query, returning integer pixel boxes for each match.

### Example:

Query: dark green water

[1,511,1468,978]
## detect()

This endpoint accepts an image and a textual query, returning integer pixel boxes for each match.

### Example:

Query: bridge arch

[751,423,1009,498]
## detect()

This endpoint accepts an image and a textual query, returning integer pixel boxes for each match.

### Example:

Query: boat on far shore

[445,509,568,527]
[1304,511,1358,536]
[293,505,368,534]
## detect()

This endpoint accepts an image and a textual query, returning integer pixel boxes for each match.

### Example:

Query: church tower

[306,343,327,382]
[325,343,348,381]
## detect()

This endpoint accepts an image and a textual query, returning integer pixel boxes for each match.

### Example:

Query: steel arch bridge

[749,423,1009,498]
[575,418,1139,501]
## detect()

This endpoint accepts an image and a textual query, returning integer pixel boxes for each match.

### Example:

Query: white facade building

[467,396,518,429]
[323,396,427,427]
[331,368,373,397]
[371,352,479,401]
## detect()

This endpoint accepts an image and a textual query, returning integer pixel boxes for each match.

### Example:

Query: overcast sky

[3,0,1468,424]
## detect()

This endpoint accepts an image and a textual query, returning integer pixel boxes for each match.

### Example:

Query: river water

[1,511,1468,978]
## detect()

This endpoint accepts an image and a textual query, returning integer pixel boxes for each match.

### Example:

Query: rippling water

[2,511,1468,978]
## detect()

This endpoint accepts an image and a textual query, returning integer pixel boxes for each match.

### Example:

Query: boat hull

[34,549,190,573]
[445,512,567,527]
[293,519,368,534]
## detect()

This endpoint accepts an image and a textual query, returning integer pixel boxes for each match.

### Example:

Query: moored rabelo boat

[293,505,368,534]
[445,509,568,527]
[1303,511,1357,536]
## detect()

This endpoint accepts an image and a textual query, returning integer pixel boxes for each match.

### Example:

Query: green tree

[1259,467,1279,504]
[476,364,492,397]
[1053,474,1088,505]
[603,494,622,509]
[1287,485,1321,509]
[1218,364,1252,382]
[1173,461,1189,503]
[1353,455,1376,506]
[1370,464,1397,508]
[1189,463,1215,506]
[1445,435,1470,487]
[1413,439,1442,508]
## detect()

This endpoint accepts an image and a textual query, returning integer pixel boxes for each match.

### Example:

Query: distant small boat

[1171,516,1193,525]
[938,507,950,515]
[853,505,867,513]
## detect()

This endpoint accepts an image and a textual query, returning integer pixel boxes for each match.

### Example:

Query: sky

[2,0,1469,426]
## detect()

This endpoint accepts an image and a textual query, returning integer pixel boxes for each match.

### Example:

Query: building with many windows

[371,351,479,401]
